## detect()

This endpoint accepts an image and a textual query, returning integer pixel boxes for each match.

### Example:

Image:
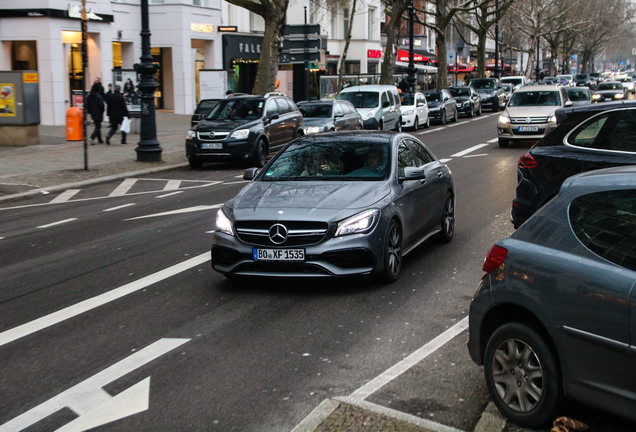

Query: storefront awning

[447,63,475,73]
[395,61,438,73]
[396,49,431,63]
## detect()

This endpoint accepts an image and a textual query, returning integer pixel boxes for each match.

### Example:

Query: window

[566,110,636,152]
[333,103,344,117]
[381,91,389,107]
[265,99,279,116]
[397,142,416,177]
[344,8,350,37]
[570,190,636,271]
[408,140,434,165]
[368,8,376,40]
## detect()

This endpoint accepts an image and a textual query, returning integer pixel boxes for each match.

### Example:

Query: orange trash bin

[66,107,84,141]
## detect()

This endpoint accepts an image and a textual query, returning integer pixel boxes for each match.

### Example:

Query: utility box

[0,70,40,146]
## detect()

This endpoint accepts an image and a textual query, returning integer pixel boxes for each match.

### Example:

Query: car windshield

[262,140,390,181]
[196,100,220,114]
[508,91,560,107]
[206,98,263,121]
[598,82,622,90]
[298,103,332,118]
[401,93,416,105]
[424,92,441,101]
[502,84,513,92]
[449,88,470,97]
[337,91,379,108]
[502,78,523,86]
[471,79,497,90]
[566,89,591,101]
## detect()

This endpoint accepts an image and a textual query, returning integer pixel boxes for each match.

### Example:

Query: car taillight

[518,152,539,169]
[483,245,508,274]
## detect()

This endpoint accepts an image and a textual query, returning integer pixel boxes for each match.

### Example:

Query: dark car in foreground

[185,92,304,168]
[211,131,455,281]
[448,86,482,117]
[468,165,636,428]
[511,100,636,228]
[297,99,363,134]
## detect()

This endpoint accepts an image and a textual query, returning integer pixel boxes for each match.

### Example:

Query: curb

[0,162,188,203]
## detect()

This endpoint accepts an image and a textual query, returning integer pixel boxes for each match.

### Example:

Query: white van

[500,76,528,89]
[337,85,402,131]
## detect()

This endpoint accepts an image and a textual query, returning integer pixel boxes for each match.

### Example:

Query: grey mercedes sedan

[211,131,455,281]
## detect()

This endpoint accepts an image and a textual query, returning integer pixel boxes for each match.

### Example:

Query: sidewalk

[0,110,191,201]
[0,112,507,432]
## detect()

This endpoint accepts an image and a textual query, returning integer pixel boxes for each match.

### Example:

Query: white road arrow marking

[125,204,222,220]
[0,338,189,432]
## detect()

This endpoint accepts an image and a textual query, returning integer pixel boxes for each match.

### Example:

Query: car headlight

[306,126,322,134]
[231,129,250,139]
[215,209,234,236]
[549,114,557,123]
[592,94,601,100]
[186,130,196,140]
[462,101,471,107]
[615,93,625,99]
[498,113,510,126]
[335,209,380,237]
[364,110,377,120]
[403,109,414,115]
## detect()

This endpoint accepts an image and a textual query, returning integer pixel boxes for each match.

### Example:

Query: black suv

[185,92,304,168]
[512,100,636,228]
[469,78,506,111]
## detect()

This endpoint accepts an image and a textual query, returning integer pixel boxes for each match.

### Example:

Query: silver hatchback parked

[468,165,636,428]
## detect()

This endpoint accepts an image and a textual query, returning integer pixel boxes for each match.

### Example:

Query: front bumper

[497,122,556,142]
[363,118,380,130]
[185,138,255,161]
[211,224,388,278]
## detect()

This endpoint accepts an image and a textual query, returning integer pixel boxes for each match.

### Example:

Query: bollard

[66,106,83,141]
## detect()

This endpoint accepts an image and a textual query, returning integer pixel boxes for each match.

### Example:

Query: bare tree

[454,0,514,78]
[379,0,411,85]
[225,0,289,94]
[337,0,358,90]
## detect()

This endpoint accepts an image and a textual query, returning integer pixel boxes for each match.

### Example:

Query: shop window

[345,61,360,74]
[12,41,38,70]
[368,8,376,40]
[343,8,350,37]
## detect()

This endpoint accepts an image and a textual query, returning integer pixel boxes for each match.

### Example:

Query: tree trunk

[338,0,357,90]
[252,3,288,94]
[380,0,409,85]
[436,33,448,89]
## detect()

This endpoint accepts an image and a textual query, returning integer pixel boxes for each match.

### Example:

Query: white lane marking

[164,180,181,190]
[156,191,183,198]
[125,204,222,220]
[0,338,189,432]
[50,189,81,204]
[103,203,136,212]
[349,317,469,400]
[439,158,452,163]
[224,180,250,185]
[464,154,488,158]
[109,178,137,197]
[451,143,489,158]
[0,252,209,347]
[37,218,78,229]
[487,137,498,143]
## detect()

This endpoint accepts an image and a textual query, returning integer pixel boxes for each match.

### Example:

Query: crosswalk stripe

[50,189,81,203]
[109,178,137,197]
[164,180,181,190]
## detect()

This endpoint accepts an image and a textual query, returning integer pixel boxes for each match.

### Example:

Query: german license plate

[201,143,222,150]
[518,126,539,132]
[253,248,305,261]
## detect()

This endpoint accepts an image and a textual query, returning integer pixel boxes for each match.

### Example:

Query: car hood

[427,101,442,108]
[474,89,496,95]
[454,96,470,103]
[504,106,559,117]
[304,118,333,127]
[195,118,258,132]
[229,181,391,219]
[595,89,623,95]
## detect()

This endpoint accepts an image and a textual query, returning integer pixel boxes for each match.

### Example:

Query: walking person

[105,85,129,145]
[86,83,105,144]
[123,78,135,104]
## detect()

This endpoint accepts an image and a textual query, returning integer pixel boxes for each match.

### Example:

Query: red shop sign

[367,49,382,58]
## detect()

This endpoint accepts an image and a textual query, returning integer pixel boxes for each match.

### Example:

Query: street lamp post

[494,0,500,78]
[535,36,541,81]
[406,2,416,94]
[134,0,162,162]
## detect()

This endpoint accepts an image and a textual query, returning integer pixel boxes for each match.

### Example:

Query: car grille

[197,131,230,141]
[509,116,551,124]
[235,221,329,246]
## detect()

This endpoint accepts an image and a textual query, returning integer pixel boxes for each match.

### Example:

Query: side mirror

[243,168,259,180]
[382,100,390,108]
[334,112,344,118]
[564,100,574,107]
[400,166,426,182]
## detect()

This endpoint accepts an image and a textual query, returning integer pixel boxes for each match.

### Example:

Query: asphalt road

[1,113,631,432]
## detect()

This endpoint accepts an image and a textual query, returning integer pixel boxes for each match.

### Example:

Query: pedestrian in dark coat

[86,83,105,144]
[106,85,129,145]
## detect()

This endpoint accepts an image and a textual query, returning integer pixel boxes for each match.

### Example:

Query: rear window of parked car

[567,109,636,152]
[570,190,636,271]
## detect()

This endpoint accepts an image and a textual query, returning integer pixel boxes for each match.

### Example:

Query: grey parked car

[297,99,363,134]
[424,89,458,125]
[468,165,636,427]
[211,131,455,281]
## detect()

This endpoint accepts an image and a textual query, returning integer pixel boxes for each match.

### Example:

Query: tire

[452,108,458,122]
[395,118,402,132]
[439,110,447,125]
[381,219,402,282]
[469,104,475,118]
[378,121,383,131]
[413,116,419,131]
[498,138,509,148]
[252,139,268,167]
[424,115,430,128]
[484,323,563,428]
[478,104,482,116]
[493,100,500,112]
[188,157,203,169]
[436,192,455,243]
